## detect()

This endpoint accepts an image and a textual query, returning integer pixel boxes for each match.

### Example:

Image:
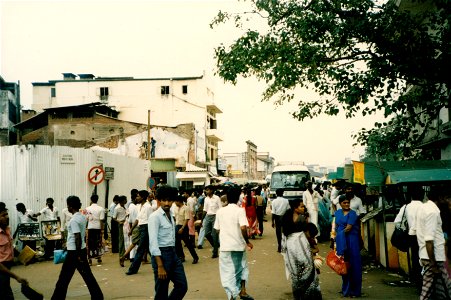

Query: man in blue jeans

[148,185,187,299]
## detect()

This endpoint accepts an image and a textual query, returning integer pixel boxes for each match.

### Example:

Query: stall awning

[385,169,451,184]
[176,172,208,181]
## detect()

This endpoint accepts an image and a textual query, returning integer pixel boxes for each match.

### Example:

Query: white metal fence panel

[0,145,150,233]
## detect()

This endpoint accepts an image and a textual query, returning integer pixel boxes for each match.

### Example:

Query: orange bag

[326,250,349,275]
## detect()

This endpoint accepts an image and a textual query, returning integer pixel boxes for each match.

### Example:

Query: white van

[269,165,311,200]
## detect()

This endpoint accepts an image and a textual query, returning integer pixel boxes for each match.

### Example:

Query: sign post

[103,167,114,240]
[88,166,105,195]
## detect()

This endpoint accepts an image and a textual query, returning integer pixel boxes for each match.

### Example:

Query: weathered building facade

[0,76,20,146]
[31,73,222,170]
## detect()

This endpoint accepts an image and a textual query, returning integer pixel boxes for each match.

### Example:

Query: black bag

[391,206,409,252]
[21,283,44,300]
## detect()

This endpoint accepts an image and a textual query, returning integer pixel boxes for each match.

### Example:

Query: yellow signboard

[353,161,365,184]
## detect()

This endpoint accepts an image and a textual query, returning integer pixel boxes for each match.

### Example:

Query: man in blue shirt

[148,186,188,299]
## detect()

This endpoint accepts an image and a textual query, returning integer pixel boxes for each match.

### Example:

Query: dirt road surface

[10,221,418,299]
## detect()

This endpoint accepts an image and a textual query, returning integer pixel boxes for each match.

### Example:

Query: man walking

[51,196,103,299]
[0,202,29,299]
[174,197,199,264]
[86,194,105,265]
[148,185,188,299]
[214,186,254,300]
[416,188,451,300]
[271,188,289,253]
[201,185,222,258]
[126,190,154,275]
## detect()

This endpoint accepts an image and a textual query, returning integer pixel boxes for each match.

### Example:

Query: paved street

[11,222,418,300]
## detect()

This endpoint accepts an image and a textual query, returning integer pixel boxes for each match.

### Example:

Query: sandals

[119,257,125,267]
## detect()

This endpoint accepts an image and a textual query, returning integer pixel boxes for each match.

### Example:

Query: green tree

[211,0,450,160]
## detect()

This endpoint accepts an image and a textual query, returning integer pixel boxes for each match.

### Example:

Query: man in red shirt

[0,202,28,299]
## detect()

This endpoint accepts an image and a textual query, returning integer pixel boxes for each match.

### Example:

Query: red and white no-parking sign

[88,166,105,185]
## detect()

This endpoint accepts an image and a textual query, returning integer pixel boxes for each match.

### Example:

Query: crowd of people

[0,180,450,299]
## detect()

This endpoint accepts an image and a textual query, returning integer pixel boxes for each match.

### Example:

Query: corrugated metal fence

[0,145,150,232]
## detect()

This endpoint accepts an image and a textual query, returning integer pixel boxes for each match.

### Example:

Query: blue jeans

[203,214,219,255]
[197,218,207,246]
[128,224,149,274]
[151,247,188,300]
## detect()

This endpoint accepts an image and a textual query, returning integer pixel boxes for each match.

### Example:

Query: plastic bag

[326,250,349,275]
[53,249,67,264]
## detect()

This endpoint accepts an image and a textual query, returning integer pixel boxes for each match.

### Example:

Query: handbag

[326,250,349,275]
[21,283,44,300]
[391,206,409,252]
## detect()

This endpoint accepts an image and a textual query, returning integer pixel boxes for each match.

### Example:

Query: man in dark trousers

[148,185,188,299]
[51,196,103,300]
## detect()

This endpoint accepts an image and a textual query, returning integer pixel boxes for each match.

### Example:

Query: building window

[182,85,188,94]
[51,88,56,97]
[100,87,109,97]
[98,87,109,101]
[161,86,170,95]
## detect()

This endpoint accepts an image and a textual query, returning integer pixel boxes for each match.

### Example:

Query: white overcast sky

[1,0,384,168]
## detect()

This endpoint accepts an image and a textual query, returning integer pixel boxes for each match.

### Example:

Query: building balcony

[206,128,223,142]
[206,104,222,115]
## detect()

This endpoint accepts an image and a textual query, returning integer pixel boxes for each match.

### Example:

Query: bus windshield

[270,171,310,190]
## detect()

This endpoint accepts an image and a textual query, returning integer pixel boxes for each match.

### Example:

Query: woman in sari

[331,195,362,298]
[281,198,322,300]
[244,187,260,238]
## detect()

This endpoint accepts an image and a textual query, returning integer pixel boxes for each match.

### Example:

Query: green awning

[386,169,451,184]
[327,172,337,180]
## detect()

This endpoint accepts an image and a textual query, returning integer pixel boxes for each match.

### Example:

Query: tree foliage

[211,0,450,160]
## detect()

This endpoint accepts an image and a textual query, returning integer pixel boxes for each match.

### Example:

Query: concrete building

[14,103,197,186]
[0,76,20,146]
[31,73,223,171]
[222,141,274,182]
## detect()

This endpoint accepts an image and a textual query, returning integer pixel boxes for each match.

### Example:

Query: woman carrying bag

[330,195,362,298]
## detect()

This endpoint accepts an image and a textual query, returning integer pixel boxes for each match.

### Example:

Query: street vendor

[33,198,61,260]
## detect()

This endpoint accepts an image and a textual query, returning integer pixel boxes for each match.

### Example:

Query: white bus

[269,165,311,200]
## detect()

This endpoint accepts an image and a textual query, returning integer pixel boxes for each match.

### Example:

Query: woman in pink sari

[244,187,260,238]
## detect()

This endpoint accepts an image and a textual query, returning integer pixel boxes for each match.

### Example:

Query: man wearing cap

[0,202,29,299]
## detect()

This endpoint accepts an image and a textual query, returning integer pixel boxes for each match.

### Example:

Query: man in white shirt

[330,181,345,215]
[86,194,105,265]
[120,190,141,267]
[51,196,103,299]
[214,186,254,300]
[201,185,222,258]
[405,186,426,291]
[303,181,321,227]
[271,188,289,253]
[126,190,154,275]
[113,196,127,259]
[14,203,38,250]
[416,189,451,300]
[34,197,61,260]
[109,195,120,253]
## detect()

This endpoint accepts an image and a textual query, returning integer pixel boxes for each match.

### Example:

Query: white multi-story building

[31,73,223,168]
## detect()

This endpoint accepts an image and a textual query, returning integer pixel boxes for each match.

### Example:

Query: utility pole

[147,110,151,160]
